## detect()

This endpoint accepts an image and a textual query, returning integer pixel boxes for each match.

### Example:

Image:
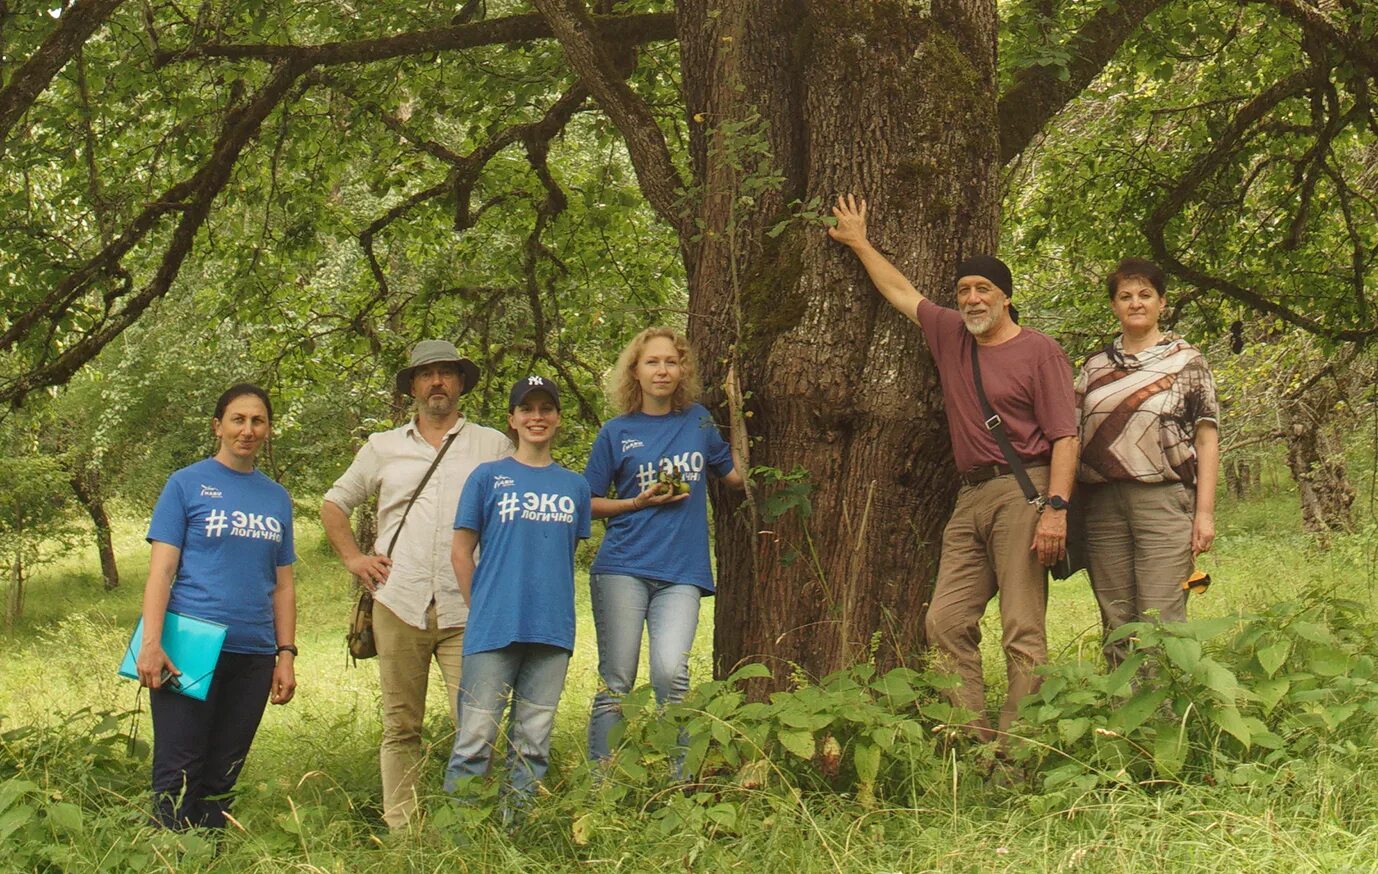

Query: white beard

[962,311,996,336]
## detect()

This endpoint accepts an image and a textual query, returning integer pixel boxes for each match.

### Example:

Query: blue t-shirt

[583,403,735,593]
[147,458,296,654]
[454,457,592,656]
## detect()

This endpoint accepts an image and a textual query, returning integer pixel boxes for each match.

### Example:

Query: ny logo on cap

[527,376,544,385]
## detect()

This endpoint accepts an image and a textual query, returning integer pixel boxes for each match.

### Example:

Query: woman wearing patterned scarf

[1075,258,1220,668]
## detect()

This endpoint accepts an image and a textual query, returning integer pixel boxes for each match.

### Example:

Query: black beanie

[955,254,1013,299]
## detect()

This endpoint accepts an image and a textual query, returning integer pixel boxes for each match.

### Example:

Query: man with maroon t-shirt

[829,195,1078,741]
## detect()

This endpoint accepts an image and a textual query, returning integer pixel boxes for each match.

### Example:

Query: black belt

[959,460,1049,487]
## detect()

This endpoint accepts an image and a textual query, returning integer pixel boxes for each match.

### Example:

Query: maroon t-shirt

[916,299,1077,473]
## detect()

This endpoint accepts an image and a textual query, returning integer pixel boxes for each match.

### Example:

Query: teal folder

[118,612,228,701]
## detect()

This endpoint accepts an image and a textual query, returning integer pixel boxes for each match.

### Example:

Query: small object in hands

[1182,570,1211,594]
[657,464,691,496]
[159,667,182,691]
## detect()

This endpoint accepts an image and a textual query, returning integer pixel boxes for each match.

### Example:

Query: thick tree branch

[1143,69,1376,344]
[1249,0,1378,79]
[0,0,127,146]
[0,60,307,406]
[531,0,688,237]
[155,11,675,68]
[998,0,1172,164]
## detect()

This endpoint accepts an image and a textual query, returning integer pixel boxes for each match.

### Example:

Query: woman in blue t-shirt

[584,327,745,764]
[445,376,591,807]
[136,383,298,830]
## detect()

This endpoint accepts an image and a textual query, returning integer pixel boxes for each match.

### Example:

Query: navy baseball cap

[508,375,561,411]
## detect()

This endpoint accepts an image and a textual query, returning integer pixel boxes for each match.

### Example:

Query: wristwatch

[276,644,299,657]
[1045,495,1071,511]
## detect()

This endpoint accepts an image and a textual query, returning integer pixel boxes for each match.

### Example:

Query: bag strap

[383,424,462,558]
[968,342,1043,507]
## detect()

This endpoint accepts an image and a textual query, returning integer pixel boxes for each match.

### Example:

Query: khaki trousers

[925,468,1049,740]
[374,601,462,830]
[1082,480,1193,668]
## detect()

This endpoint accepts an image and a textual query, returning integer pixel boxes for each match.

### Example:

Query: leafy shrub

[579,661,967,827]
[1015,596,1378,793]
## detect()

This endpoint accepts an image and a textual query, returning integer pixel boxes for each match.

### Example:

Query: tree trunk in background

[1225,455,1252,500]
[70,465,119,590]
[6,554,23,627]
[678,0,999,685]
[1282,393,1354,538]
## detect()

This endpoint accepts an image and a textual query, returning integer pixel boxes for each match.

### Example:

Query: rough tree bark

[674,0,1000,681]
[1282,387,1355,538]
[69,464,119,590]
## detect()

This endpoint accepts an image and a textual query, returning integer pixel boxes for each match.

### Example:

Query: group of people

[130,194,1218,830]
[134,327,743,830]
[829,194,1218,740]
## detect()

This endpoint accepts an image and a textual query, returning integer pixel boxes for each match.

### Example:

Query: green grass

[2,473,1377,872]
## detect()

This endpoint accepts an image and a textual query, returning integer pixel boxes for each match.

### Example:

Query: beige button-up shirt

[324,415,512,630]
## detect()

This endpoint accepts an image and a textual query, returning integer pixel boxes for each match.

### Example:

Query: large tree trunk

[70,465,119,590]
[678,1,1000,684]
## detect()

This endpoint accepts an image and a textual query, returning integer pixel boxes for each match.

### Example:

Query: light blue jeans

[587,573,702,762]
[444,643,570,800]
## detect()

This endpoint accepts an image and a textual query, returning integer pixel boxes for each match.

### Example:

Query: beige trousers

[373,600,462,830]
[925,468,1049,741]
[1082,480,1194,668]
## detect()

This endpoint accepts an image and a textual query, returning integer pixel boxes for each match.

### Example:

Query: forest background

[1,0,1377,870]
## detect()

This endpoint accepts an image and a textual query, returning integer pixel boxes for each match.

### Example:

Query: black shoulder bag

[968,343,1086,581]
[347,426,462,663]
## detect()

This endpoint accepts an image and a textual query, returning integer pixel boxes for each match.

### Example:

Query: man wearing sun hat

[321,339,512,829]
[828,195,1078,743]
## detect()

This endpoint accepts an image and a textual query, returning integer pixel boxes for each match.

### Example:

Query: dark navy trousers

[149,651,274,829]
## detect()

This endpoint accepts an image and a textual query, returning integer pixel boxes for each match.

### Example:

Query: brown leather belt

[959,460,1049,487]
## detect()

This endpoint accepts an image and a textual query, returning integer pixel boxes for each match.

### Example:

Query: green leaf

[873,668,922,700]
[0,780,37,815]
[1253,677,1290,713]
[853,742,881,784]
[1207,705,1251,747]
[777,728,815,760]
[870,726,896,751]
[1196,658,1241,701]
[1179,616,1239,641]
[1152,726,1187,775]
[1163,636,1203,673]
[1309,647,1350,677]
[1057,717,1091,745]
[0,804,35,842]
[46,802,83,832]
[1256,641,1291,677]
[727,663,772,683]
[1292,622,1334,644]
[1104,653,1145,696]
[706,803,738,830]
[1107,687,1169,734]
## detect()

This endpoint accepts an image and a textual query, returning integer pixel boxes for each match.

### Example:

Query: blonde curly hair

[608,327,701,414]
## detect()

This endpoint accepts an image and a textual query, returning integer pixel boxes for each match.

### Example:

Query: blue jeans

[587,573,702,762]
[444,643,570,799]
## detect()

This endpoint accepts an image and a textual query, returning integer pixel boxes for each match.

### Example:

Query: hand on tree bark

[827,194,869,248]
